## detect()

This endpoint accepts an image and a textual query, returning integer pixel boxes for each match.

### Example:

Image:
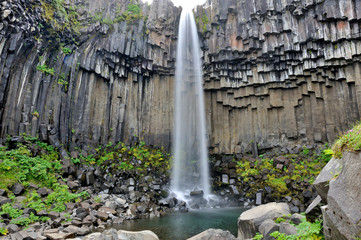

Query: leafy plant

[32,110,40,118]
[253,233,263,240]
[0,227,8,236]
[270,217,324,240]
[36,64,55,75]
[62,47,72,55]
[46,185,89,212]
[57,73,69,90]
[0,203,23,219]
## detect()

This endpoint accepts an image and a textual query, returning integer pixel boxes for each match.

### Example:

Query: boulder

[117,230,159,240]
[238,202,290,239]
[312,157,342,203]
[6,224,19,233]
[12,183,25,195]
[322,152,361,240]
[279,222,297,235]
[187,228,237,240]
[45,232,75,240]
[259,219,279,240]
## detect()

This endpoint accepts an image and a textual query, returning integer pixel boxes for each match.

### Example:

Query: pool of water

[113,208,246,240]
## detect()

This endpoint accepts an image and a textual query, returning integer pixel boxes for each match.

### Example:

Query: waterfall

[171,8,211,200]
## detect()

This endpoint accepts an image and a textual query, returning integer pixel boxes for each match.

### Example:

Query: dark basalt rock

[0,0,360,156]
[12,183,25,196]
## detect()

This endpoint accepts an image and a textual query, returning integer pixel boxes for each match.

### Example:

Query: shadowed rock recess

[0,0,361,153]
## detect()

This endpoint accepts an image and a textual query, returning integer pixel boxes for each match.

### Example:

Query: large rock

[312,157,343,203]
[187,229,237,240]
[238,202,290,239]
[117,230,159,240]
[259,219,279,240]
[322,152,361,240]
[80,229,159,240]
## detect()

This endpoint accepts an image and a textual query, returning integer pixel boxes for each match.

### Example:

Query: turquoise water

[115,208,246,240]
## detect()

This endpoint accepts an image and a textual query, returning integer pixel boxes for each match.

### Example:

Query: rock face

[1,0,361,153]
[322,152,361,240]
[312,157,342,203]
[237,202,290,239]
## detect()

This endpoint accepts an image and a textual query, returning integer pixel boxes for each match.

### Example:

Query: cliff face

[0,0,361,153]
[196,0,361,153]
[0,0,180,151]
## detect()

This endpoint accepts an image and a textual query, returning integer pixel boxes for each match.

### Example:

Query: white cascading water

[171,8,211,201]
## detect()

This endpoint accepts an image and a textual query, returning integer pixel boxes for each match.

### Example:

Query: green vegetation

[0,137,89,226]
[253,233,263,240]
[236,146,333,199]
[32,111,40,118]
[0,143,61,189]
[253,215,324,240]
[57,73,69,91]
[201,13,209,33]
[270,216,324,240]
[71,140,171,177]
[36,64,55,75]
[0,227,8,236]
[92,2,143,26]
[332,122,361,158]
[61,47,72,55]
[39,0,80,34]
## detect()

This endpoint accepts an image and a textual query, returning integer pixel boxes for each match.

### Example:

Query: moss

[332,121,361,158]
[39,0,81,34]
[235,146,332,200]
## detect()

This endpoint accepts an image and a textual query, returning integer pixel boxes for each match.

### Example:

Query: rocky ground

[0,136,176,239]
[0,135,334,239]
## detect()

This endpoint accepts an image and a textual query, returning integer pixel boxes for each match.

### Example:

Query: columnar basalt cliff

[196,0,361,153]
[0,0,361,154]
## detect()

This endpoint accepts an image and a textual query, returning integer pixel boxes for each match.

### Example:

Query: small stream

[112,207,246,240]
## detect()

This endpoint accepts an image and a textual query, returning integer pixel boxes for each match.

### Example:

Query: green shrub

[270,216,324,240]
[36,64,55,75]
[62,47,72,55]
